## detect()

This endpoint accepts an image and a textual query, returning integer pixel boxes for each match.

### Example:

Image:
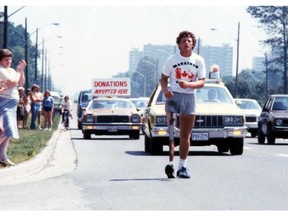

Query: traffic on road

[0,98,288,210]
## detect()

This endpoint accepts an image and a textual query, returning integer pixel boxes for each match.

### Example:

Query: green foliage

[131,56,158,97]
[0,19,38,88]
[247,6,288,93]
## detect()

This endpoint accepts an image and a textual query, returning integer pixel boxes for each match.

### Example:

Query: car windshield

[130,99,149,109]
[81,91,93,103]
[272,97,288,110]
[88,100,135,110]
[236,100,261,111]
[196,87,233,103]
[155,86,234,104]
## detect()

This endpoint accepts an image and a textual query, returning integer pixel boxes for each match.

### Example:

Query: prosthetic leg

[165,112,176,178]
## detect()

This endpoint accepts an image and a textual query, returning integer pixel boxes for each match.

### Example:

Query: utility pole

[34,28,38,81]
[24,17,29,90]
[3,6,8,48]
[265,53,268,97]
[235,22,240,98]
[197,37,201,55]
[2,6,25,48]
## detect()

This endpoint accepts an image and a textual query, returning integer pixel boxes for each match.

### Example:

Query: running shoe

[165,164,175,178]
[177,167,190,179]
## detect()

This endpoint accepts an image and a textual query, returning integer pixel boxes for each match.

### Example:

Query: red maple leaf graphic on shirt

[182,71,188,77]
[175,68,182,79]
[188,73,194,79]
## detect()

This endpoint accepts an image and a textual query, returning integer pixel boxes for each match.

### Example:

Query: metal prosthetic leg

[165,112,176,178]
[168,112,175,163]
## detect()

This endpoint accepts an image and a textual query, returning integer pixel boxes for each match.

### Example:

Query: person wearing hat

[0,48,26,166]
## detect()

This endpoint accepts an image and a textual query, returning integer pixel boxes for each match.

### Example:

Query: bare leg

[179,114,195,160]
[0,137,10,160]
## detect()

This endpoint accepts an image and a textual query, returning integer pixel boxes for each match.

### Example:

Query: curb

[0,123,77,186]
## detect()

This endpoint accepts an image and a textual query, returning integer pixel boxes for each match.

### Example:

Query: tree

[0,16,37,89]
[131,56,158,97]
[247,6,288,93]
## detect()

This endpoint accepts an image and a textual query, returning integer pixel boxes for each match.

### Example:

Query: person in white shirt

[0,49,26,166]
[61,95,72,129]
[161,31,206,179]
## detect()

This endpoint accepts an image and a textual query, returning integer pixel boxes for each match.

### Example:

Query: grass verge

[0,114,61,168]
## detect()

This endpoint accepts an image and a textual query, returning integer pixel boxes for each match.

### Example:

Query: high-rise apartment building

[129,43,233,78]
[129,44,177,77]
[199,44,233,78]
[129,48,143,74]
[252,56,265,73]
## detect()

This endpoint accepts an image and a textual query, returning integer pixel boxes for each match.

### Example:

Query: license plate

[192,132,209,141]
[108,126,118,132]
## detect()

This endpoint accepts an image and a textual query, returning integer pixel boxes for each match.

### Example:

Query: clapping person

[0,49,26,166]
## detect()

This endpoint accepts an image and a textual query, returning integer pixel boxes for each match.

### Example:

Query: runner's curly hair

[176,31,196,50]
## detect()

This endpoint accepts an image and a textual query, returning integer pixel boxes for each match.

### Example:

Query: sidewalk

[0,127,77,186]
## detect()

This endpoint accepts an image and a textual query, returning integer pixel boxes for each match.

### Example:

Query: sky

[2,0,287,97]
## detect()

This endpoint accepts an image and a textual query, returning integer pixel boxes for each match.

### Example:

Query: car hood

[86,108,136,115]
[149,103,243,116]
[271,110,288,118]
[197,103,244,115]
[240,109,261,116]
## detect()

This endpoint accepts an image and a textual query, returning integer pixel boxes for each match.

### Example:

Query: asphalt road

[0,115,288,210]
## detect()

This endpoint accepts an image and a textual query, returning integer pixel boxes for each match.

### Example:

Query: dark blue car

[77,89,93,129]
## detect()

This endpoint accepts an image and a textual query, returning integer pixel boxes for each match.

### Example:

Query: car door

[259,97,273,134]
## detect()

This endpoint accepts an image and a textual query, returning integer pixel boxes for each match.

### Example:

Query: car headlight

[85,114,94,123]
[224,116,244,125]
[131,114,141,123]
[276,119,283,126]
[156,116,166,125]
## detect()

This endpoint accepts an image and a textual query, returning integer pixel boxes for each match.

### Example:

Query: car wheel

[250,130,257,138]
[129,131,140,140]
[83,131,91,139]
[78,120,82,130]
[144,135,151,153]
[217,144,230,153]
[267,125,276,144]
[229,138,244,155]
[257,126,265,144]
[150,138,163,155]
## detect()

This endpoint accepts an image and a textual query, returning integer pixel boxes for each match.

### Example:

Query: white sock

[178,159,187,170]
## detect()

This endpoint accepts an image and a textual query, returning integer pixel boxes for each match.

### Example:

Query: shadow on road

[110,178,171,182]
[125,150,230,157]
[247,141,288,146]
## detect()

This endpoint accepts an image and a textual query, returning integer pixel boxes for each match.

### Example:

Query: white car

[235,98,262,137]
[130,97,149,116]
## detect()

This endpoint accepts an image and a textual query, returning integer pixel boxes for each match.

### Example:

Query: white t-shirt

[62,100,72,111]
[0,65,19,99]
[162,53,206,94]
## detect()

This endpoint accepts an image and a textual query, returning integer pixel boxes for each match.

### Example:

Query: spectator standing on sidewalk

[42,90,54,131]
[0,49,26,166]
[23,88,31,129]
[30,84,43,130]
